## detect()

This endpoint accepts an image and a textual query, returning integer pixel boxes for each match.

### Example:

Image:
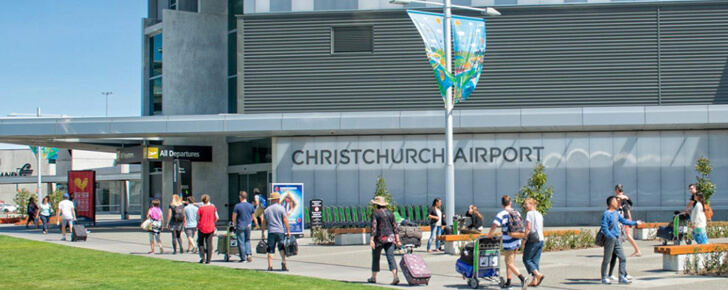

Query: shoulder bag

[595,212,617,247]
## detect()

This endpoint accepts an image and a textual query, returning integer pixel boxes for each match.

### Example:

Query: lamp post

[102,91,113,117]
[390,0,499,224]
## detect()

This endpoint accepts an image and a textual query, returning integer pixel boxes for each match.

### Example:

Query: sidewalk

[1,221,725,289]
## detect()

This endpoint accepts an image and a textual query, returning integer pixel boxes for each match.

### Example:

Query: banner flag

[29,146,59,160]
[452,14,486,103]
[407,10,454,99]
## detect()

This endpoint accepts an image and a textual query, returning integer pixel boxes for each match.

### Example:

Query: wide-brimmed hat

[370,196,388,206]
[268,192,281,200]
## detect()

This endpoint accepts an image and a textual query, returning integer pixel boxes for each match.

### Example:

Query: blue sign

[272,183,304,235]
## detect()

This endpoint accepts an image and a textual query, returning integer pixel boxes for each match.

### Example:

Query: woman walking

[197,194,218,264]
[166,194,185,254]
[691,193,709,244]
[367,196,401,285]
[26,197,39,229]
[601,196,642,284]
[426,198,442,253]
[146,199,164,254]
[184,196,198,253]
[522,198,545,286]
[614,184,640,257]
[38,196,52,234]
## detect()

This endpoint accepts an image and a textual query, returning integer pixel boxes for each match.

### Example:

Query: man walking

[56,193,76,241]
[253,188,266,231]
[682,184,699,214]
[601,196,643,284]
[487,195,531,289]
[264,192,291,271]
[232,191,258,262]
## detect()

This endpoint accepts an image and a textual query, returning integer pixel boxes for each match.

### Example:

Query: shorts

[267,233,286,254]
[62,219,74,228]
[184,227,196,237]
[504,249,517,265]
[254,208,265,218]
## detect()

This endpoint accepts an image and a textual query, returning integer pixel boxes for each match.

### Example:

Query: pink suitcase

[400,253,431,286]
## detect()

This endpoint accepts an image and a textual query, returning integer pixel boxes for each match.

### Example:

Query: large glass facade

[229,139,272,166]
[149,34,162,77]
[150,78,163,115]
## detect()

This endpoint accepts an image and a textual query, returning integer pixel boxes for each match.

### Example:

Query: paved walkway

[1,220,725,289]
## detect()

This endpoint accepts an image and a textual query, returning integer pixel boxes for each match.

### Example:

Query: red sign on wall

[68,170,96,225]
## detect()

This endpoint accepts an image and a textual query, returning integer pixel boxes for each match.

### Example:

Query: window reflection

[314,0,357,11]
[150,34,162,77]
[151,78,163,115]
[271,0,292,12]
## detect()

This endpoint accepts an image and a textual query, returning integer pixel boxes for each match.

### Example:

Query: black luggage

[459,243,475,266]
[71,224,87,242]
[284,236,298,257]
[256,239,268,254]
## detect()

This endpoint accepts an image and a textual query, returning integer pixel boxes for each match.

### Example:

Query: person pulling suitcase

[367,196,401,285]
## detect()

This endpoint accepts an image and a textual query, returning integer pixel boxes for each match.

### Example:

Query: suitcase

[71,224,87,242]
[284,236,298,257]
[400,253,431,286]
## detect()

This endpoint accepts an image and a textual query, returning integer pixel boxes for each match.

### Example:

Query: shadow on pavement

[563,278,601,285]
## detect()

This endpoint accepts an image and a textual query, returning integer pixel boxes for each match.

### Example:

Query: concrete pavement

[1,220,725,289]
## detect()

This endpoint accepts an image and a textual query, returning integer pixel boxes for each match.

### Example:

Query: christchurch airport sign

[292,146,545,166]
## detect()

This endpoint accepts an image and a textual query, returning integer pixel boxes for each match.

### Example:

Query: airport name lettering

[292,147,544,165]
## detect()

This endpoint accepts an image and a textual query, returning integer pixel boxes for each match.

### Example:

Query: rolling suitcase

[400,253,431,286]
[71,224,87,242]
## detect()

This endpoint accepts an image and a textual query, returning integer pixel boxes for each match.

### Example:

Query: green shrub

[683,246,728,277]
[543,229,595,252]
[695,156,716,205]
[368,176,397,213]
[515,163,554,215]
[312,227,336,245]
[13,189,33,217]
[48,190,64,214]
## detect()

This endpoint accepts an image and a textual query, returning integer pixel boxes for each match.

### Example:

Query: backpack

[704,204,713,221]
[256,195,267,208]
[505,210,526,239]
[173,205,185,222]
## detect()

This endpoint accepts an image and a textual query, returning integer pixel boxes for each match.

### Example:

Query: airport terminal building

[1,0,727,225]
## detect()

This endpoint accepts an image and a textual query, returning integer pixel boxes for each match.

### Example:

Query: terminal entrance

[228,170,270,220]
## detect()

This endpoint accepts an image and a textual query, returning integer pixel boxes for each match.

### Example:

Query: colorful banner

[68,170,96,225]
[30,146,59,160]
[452,14,486,103]
[407,10,454,98]
[272,183,304,235]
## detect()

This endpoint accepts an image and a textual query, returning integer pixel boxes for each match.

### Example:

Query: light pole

[102,91,113,117]
[390,0,499,224]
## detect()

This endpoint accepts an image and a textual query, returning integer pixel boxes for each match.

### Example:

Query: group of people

[231,190,291,271]
[24,193,77,241]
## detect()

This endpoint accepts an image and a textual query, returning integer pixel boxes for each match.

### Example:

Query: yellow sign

[73,178,89,191]
[146,147,159,159]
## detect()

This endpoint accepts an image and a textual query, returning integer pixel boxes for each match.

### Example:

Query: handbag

[526,231,540,243]
[141,219,153,231]
[595,213,617,247]
[256,239,268,254]
[284,236,298,257]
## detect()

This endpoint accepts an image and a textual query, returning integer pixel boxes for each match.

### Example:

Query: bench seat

[654,243,728,272]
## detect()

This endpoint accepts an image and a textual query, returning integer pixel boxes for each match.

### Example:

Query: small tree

[369,176,397,213]
[13,189,33,217]
[516,163,554,215]
[695,155,716,205]
[49,190,65,214]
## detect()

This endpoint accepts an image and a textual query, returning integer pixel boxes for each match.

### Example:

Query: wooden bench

[436,230,582,255]
[633,222,668,240]
[654,243,728,272]
[328,226,431,245]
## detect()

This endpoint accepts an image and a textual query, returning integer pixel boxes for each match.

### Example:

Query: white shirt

[526,210,544,242]
[435,208,442,226]
[691,202,707,229]
[58,200,75,220]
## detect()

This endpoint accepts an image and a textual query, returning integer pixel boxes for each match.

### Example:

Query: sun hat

[369,196,388,206]
[268,192,281,200]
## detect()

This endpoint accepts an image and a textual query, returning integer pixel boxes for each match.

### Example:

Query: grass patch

[0,235,370,289]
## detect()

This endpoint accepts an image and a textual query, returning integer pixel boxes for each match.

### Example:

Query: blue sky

[0,1,146,148]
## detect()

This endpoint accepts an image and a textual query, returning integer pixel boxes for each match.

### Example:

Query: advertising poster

[68,170,96,225]
[272,183,304,235]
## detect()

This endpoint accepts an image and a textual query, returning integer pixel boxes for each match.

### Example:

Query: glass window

[149,34,163,77]
[494,0,517,5]
[228,77,237,113]
[270,0,292,12]
[333,26,373,53]
[564,0,587,2]
[314,0,357,11]
[228,32,237,76]
[170,0,177,10]
[229,0,244,30]
[150,78,163,115]
[229,139,272,165]
[452,0,472,5]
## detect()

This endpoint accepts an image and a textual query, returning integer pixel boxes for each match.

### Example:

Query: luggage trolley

[216,222,239,262]
[657,211,692,246]
[456,236,505,289]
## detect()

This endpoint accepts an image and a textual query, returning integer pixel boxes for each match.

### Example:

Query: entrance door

[228,171,270,220]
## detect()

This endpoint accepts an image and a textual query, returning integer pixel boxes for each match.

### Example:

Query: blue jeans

[236,226,252,259]
[601,237,627,279]
[39,215,50,232]
[523,241,543,274]
[693,229,709,244]
[427,224,441,251]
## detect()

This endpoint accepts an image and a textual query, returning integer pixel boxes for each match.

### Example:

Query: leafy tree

[13,189,33,217]
[516,163,554,215]
[369,176,397,213]
[695,155,716,205]
[48,190,64,214]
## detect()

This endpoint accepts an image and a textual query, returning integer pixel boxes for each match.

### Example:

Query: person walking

[38,196,52,234]
[691,193,709,244]
[184,196,198,253]
[56,193,76,241]
[614,184,640,257]
[26,197,39,229]
[426,198,442,253]
[367,196,401,285]
[522,198,545,286]
[232,191,258,262]
[165,194,185,254]
[682,184,699,214]
[253,188,266,231]
[601,196,643,284]
[264,192,291,271]
[146,199,164,254]
[197,194,218,264]
[487,195,531,289]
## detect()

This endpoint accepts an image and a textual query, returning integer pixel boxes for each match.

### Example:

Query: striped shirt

[493,209,522,251]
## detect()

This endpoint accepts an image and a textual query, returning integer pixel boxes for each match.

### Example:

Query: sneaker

[521,277,533,290]
[61,237,66,241]
[608,275,618,283]
[625,274,633,281]
[619,276,632,284]
[601,278,612,284]
[246,256,253,262]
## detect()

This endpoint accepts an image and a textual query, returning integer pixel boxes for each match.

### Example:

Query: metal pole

[102,92,113,117]
[36,107,42,201]
[444,0,455,225]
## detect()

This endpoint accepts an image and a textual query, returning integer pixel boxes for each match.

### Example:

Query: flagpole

[36,108,42,201]
[444,0,455,229]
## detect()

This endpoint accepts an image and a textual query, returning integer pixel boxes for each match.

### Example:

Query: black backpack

[173,205,185,222]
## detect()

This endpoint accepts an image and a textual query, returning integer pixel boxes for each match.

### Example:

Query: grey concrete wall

[162,10,227,116]
[200,0,227,15]
[0,149,52,204]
